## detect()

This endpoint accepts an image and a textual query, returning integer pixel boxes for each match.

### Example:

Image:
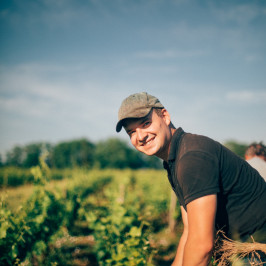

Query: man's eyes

[143,121,151,127]
[127,120,151,137]
[128,130,135,137]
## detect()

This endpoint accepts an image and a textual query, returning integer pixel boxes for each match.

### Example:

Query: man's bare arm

[171,206,188,266]
[183,194,217,266]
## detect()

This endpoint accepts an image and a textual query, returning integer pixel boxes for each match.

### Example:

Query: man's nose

[136,128,147,141]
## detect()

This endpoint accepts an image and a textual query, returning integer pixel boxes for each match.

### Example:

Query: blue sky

[0,0,266,157]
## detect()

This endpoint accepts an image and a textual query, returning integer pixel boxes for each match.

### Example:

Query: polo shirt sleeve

[177,150,220,206]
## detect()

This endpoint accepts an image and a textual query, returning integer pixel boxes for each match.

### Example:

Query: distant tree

[5,143,52,168]
[5,146,25,167]
[95,138,133,169]
[23,143,43,167]
[69,139,95,167]
[51,139,95,168]
[51,142,70,168]
[223,140,248,158]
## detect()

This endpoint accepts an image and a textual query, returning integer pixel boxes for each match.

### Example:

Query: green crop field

[0,163,184,266]
[3,161,257,265]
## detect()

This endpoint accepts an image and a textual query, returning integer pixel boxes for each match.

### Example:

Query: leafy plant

[0,156,65,265]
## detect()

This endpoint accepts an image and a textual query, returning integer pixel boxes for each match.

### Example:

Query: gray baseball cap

[116,92,164,132]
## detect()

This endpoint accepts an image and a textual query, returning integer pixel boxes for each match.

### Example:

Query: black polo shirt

[163,128,266,241]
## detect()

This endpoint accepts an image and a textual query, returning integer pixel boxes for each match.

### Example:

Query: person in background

[116,92,266,266]
[245,142,266,181]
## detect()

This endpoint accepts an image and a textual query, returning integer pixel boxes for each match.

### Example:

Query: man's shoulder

[169,129,223,163]
[180,132,221,156]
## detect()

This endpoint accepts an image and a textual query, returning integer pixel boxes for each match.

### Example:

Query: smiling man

[116,92,266,265]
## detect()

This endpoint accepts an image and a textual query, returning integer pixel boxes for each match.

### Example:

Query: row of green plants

[2,139,187,264]
[0,166,76,188]
[83,171,163,265]
[76,169,179,265]
[0,160,113,265]
[1,162,179,265]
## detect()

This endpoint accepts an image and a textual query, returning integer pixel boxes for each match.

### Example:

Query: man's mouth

[142,137,155,146]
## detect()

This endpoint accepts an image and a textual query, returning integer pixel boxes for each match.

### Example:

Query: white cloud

[0,63,81,101]
[210,3,263,25]
[0,63,126,124]
[135,49,207,59]
[226,90,266,103]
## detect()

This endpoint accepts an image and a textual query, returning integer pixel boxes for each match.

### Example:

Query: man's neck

[157,127,176,161]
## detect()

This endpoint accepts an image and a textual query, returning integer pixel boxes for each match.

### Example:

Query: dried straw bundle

[213,231,266,266]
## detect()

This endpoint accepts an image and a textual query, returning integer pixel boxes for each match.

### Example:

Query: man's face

[124,109,172,158]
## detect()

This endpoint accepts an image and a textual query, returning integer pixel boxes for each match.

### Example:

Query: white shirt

[247,156,266,181]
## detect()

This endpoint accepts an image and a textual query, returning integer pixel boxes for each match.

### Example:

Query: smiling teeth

[145,139,153,145]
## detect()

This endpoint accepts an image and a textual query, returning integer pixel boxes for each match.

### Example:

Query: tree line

[1,138,162,169]
[0,137,249,169]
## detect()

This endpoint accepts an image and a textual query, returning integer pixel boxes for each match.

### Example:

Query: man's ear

[161,109,171,126]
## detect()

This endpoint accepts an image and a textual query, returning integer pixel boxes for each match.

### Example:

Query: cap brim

[116,120,123,132]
